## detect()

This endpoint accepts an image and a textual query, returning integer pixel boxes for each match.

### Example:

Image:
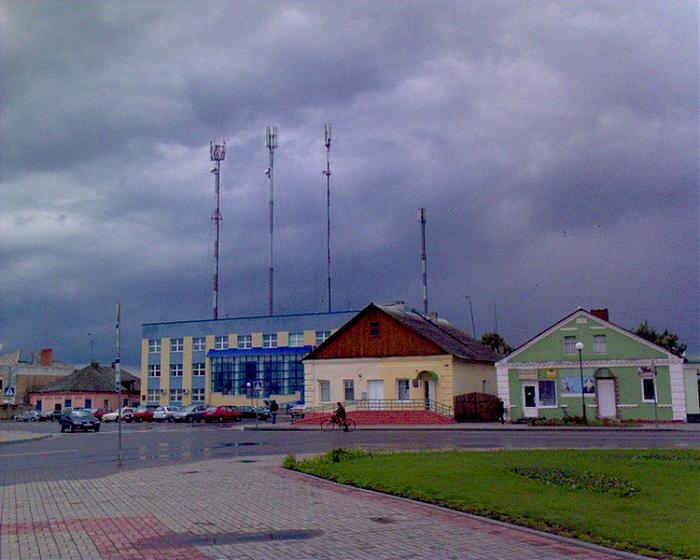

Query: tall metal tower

[419,207,429,314]
[210,140,226,320]
[323,123,332,312]
[265,126,278,316]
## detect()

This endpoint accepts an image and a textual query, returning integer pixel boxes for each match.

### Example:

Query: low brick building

[29,362,140,413]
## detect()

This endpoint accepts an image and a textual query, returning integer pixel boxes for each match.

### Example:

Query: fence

[453,392,499,422]
[304,399,454,418]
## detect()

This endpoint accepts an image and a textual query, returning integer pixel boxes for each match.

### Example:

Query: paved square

[0,455,646,559]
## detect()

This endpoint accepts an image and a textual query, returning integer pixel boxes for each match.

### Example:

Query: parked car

[153,406,180,422]
[203,406,242,423]
[93,409,108,421]
[14,410,40,422]
[39,410,62,422]
[288,403,306,419]
[233,405,270,420]
[173,404,208,423]
[59,409,100,433]
[132,405,159,422]
[101,407,135,423]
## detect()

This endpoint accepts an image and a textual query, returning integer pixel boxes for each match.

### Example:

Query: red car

[203,406,242,423]
[132,405,158,422]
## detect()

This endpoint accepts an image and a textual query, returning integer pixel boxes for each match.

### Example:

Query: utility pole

[323,124,332,313]
[465,295,476,339]
[419,207,428,314]
[115,301,122,466]
[210,141,226,320]
[266,126,278,316]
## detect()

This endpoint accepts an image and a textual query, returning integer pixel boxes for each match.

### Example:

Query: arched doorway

[416,370,438,410]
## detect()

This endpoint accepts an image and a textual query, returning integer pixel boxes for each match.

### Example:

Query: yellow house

[303,303,499,419]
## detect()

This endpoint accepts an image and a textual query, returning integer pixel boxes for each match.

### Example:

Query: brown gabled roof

[32,362,139,393]
[306,302,500,363]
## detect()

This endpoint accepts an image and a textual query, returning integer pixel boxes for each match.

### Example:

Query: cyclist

[333,401,348,431]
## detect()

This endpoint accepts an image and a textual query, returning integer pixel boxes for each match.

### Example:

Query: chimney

[590,308,609,321]
[40,348,53,367]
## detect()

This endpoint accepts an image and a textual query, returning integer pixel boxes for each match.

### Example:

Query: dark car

[233,405,270,420]
[40,410,63,422]
[173,403,208,423]
[59,409,100,433]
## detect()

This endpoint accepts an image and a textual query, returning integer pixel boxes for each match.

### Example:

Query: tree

[480,332,512,355]
[634,321,687,358]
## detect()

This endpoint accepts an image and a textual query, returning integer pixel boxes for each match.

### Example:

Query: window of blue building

[210,347,310,397]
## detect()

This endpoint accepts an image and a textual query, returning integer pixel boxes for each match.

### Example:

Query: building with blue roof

[140,310,357,407]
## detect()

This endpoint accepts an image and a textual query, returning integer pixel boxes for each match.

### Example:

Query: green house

[496,309,686,422]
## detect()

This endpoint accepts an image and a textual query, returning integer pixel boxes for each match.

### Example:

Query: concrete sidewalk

[0,454,649,560]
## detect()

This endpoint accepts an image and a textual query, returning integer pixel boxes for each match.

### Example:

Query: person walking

[269,400,279,424]
[496,399,505,424]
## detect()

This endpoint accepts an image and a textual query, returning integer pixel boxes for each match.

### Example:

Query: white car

[153,406,180,422]
[101,407,135,423]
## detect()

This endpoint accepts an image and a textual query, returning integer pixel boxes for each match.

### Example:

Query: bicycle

[320,416,356,432]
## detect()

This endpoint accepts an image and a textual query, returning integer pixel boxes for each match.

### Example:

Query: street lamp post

[575,341,587,423]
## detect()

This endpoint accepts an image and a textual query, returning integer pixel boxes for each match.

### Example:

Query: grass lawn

[285,448,700,559]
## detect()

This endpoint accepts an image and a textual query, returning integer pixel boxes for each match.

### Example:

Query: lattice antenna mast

[265,126,278,316]
[419,207,428,315]
[323,123,332,313]
[210,140,226,320]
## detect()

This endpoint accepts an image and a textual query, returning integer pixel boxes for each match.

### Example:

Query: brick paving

[0,455,648,560]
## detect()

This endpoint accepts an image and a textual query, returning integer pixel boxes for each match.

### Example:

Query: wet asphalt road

[1,420,698,486]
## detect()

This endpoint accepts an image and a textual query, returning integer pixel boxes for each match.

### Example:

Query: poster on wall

[560,375,596,395]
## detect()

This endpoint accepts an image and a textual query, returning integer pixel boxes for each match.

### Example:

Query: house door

[597,379,616,418]
[522,382,538,418]
[424,380,436,410]
[367,380,384,410]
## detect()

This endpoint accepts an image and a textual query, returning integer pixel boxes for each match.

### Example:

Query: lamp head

[575,341,584,351]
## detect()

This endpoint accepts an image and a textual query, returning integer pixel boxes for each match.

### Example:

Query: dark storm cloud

[1,0,697,368]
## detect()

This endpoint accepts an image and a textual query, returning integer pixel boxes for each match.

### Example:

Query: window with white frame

[319,380,330,402]
[193,362,206,376]
[563,336,577,354]
[215,335,229,350]
[170,364,183,377]
[641,377,656,402]
[148,339,161,353]
[237,334,252,349]
[169,388,183,403]
[315,330,331,345]
[593,335,607,353]
[397,379,411,401]
[344,380,355,401]
[191,388,205,402]
[147,389,159,403]
[263,333,278,348]
[148,364,161,377]
[537,380,557,407]
[193,337,206,351]
[170,338,183,352]
[288,332,304,347]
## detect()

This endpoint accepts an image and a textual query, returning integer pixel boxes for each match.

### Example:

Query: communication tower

[210,140,226,320]
[266,126,278,316]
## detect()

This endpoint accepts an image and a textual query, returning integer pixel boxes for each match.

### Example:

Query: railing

[303,399,454,418]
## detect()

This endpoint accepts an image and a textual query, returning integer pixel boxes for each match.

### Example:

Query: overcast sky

[1,1,698,369]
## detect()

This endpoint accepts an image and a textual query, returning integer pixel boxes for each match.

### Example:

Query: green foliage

[511,465,640,497]
[634,321,687,357]
[282,454,297,468]
[480,332,512,354]
[292,448,700,559]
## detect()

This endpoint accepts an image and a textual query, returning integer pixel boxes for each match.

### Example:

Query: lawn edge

[284,451,693,560]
